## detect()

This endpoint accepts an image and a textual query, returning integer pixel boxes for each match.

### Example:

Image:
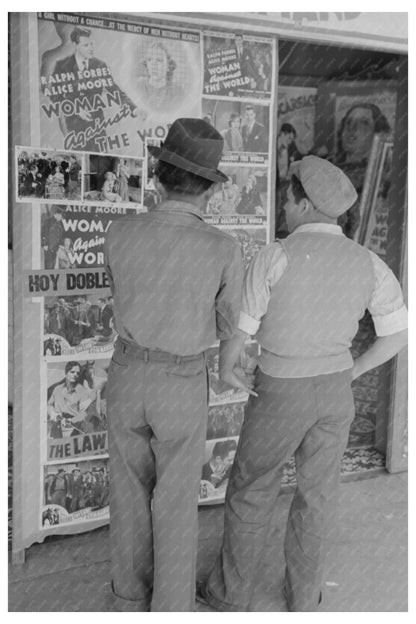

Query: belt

[117,337,204,364]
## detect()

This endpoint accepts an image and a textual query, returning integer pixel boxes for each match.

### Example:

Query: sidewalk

[9,471,407,612]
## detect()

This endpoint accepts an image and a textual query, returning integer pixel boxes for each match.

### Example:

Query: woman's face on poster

[145,45,168,82]
[341,106,376,160]
[231,116,241,130]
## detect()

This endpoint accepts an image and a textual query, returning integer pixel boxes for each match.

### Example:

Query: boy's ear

[299,197,313,215]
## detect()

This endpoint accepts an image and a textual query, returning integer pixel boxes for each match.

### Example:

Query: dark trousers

[107,339,208,611]
[205,368,355,611]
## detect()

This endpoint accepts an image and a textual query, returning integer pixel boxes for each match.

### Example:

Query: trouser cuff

[204,586,247,612]
[284,583,322,612]
[111,581,150,611]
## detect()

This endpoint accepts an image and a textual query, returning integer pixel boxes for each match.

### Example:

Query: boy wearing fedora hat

[104,118,245,612]
[198,155,408,611]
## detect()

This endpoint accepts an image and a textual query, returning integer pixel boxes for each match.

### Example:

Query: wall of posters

[11,11,276,549]
[10,12,408,561]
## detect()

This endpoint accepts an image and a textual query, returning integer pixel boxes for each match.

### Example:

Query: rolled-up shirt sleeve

[367,250,408,336]
[238,242,288,336]
[215,241,245,340]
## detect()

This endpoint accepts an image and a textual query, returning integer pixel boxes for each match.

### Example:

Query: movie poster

[203,32,273,100]
[83,153,143,206]
[206,403,245,440]
[45,357,110,461]
[39,203,137,270]
[43,294,115,357]
[202,99,270,162]
[37,13,202,156]
[42,458,109,528]
[198,436,239,503]
[16,146,83,203]
[277,85,317,161]
[203,165,268,227]
[361,142,392,258]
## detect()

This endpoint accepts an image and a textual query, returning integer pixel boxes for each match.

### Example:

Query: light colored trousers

[205,368,355,612]
[107,338,208,612]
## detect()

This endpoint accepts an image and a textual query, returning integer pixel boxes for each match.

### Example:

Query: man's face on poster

[223,451,236,468]
[341,106,375,160]
[235,35,243,48]
[245,108,255,125]
[75,36,94,60]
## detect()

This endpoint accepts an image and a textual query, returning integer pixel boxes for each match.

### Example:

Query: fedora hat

[148,118,228,183]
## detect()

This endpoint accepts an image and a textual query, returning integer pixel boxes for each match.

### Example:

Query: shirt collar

[292,223,344,236]
[154,200,204,221]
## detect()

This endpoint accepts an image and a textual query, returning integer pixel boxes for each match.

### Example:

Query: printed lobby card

[37,13,202,155]
[83,152,143,207]
[207,403,245,441]
[45,357,110,460]
[198,436,239,504]
[203,31,273,100]
[202,99,270,159]
[42,457,109,528]
[39,203,137,270]
[203,166,268,227]
[16,146,83,204]
[43,293,115,358]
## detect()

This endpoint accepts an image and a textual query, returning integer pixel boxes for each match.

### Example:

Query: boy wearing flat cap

[104,118,244,612]
[198,155,408,611]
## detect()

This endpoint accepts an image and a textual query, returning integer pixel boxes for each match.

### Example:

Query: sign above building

[141,12,408,53]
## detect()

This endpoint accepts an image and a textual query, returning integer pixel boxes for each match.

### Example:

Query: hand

[211,463,227,480]
[220,366,258,397]
[78,108,92,122]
